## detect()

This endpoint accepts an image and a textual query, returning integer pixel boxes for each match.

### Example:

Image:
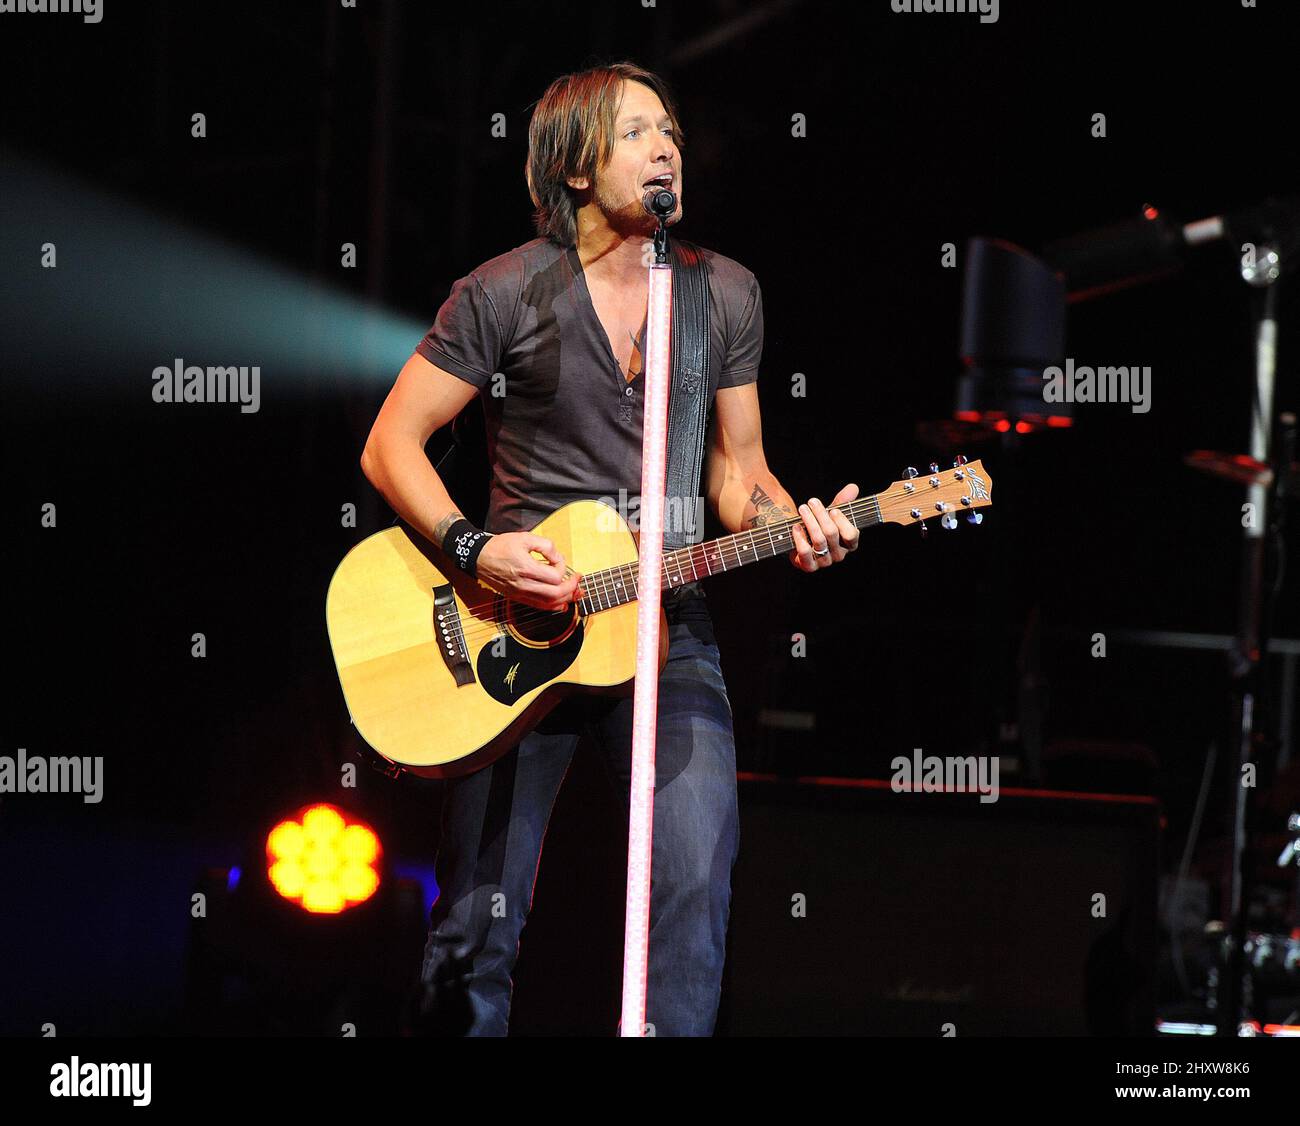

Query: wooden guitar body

[326,500,667,779]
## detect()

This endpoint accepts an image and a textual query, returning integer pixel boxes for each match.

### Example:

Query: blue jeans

[412,588,739,1036]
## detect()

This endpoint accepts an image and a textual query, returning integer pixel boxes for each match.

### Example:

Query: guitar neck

[577,493,885,614]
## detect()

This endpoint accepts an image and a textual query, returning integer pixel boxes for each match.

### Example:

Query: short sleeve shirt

[415,237,763,535]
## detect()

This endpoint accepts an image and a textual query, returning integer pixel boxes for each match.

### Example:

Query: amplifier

[717,774,1160,1036]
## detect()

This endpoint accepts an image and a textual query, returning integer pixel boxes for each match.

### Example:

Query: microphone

[642,187,677,220]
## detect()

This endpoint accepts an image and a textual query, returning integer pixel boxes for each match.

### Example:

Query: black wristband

[444,518,493,578]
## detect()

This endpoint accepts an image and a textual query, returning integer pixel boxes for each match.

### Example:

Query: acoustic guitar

[326,459,993,779]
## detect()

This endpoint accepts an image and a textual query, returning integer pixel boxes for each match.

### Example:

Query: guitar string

[446,497,884,642]
[445,485,984,643]
[437,482,983,645]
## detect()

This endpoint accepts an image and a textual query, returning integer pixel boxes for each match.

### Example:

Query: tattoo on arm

[748,484,793,528]
[433,510,465,548]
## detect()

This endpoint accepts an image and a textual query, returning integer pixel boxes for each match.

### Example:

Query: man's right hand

[473,532,584,611]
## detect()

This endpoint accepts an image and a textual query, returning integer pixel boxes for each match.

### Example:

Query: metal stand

[1218,252,1284,1035]
[619,208,674,1037]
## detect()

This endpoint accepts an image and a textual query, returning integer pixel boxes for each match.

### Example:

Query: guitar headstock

[875,457,993,533]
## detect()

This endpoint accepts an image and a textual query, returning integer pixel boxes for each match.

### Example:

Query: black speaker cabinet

[717,774,1160,1036]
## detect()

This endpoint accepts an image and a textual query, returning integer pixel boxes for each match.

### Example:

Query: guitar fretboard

[576,493,884,614]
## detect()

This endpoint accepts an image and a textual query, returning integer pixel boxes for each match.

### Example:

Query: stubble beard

[593,177,683,242]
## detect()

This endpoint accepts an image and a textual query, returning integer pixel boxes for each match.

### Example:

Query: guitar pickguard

[476,623,586,705]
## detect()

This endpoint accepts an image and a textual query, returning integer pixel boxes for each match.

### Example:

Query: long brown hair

[525,61,684,247]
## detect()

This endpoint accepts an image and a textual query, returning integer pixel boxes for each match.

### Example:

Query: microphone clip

[642,187,676,265]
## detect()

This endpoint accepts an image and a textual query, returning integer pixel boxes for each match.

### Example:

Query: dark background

[1,0,1296,1035]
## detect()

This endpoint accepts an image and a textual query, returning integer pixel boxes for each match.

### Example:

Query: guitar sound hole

[504,600,579,646]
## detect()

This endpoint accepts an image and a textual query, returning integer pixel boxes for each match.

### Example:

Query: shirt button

[625,387,633,396]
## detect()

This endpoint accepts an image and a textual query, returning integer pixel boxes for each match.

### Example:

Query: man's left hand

[789,483,861,572]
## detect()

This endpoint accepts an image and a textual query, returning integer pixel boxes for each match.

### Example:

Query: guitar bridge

[433,584,476,687]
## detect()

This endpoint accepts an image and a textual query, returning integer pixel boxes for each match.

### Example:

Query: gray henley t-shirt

[415,237,763,540]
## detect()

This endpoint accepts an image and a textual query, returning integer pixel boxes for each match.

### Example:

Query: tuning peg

[953,454,968,467]
[941,513,958,530]
[966,512,983,525]
[929,462,939,474]
[904,466,919,479]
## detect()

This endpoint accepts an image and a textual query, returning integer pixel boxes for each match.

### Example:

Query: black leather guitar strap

[661,238,712,553]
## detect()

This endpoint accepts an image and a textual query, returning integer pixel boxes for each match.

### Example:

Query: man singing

[360,60,859,1036]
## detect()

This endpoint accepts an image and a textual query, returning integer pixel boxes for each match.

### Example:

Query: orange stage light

[266,804,382,914]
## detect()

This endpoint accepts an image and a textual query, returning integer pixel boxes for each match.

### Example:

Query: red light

[994,419,1011,433]
[954,410,982,422]
[1143,205,1159,220]
[1046,415,1073,428]
[1015,421,1031,434]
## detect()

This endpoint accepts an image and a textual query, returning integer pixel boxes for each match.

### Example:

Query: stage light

[954,237,1068,433]
[0,150,427,387]
[266,804,382,914]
